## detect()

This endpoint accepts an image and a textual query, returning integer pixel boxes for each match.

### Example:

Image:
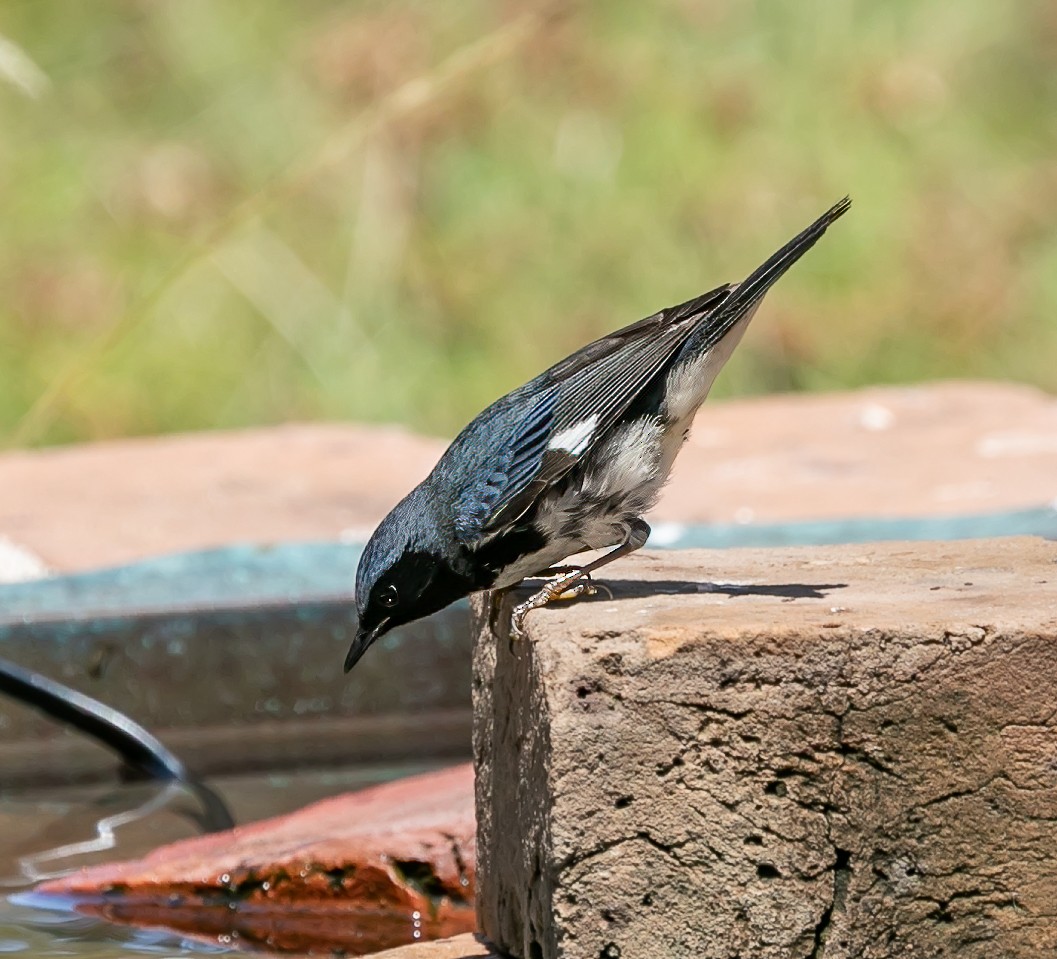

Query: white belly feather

[491,307,758,587]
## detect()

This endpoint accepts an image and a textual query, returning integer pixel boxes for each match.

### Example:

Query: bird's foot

[510,569,596,637]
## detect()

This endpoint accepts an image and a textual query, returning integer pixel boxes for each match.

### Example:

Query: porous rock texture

[473,537,1057,959]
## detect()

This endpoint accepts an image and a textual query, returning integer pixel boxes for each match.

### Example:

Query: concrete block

[474,537,1057,959]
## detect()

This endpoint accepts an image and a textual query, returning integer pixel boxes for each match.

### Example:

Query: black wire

[0,656,234,832]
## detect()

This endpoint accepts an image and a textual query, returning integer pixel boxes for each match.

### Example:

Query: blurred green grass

[1,0,1055,448]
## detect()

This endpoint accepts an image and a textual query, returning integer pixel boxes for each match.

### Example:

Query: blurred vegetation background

[1,0,1055,448]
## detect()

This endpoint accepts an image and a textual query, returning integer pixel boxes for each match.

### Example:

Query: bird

[344,197,851,672]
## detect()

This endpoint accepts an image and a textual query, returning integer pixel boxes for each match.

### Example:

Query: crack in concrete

[912,772,1009,812]
[808,848,852,959]
[923,884,1019,924]
[559,830,692,873]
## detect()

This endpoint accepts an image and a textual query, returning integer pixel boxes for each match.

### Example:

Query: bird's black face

[346,546,473,673]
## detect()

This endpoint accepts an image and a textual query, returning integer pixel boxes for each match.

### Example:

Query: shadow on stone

[525,577,849,601]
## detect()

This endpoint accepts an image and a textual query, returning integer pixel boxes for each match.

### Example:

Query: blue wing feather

[453,386,559,544]
[447,286,734,545]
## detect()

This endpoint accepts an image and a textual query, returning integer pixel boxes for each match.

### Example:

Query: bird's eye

[379,584,399,608]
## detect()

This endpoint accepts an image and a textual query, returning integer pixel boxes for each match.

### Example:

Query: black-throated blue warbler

[346,198,850,672]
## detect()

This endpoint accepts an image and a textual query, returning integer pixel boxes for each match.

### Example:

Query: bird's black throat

[470,522,548,590]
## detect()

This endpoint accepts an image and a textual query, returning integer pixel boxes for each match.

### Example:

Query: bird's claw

[509,569,598,637]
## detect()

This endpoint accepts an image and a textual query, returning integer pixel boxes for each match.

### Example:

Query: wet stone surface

[32,765,476,956]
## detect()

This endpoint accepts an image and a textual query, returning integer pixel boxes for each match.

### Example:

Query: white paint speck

[858,403,895,431]
[0,536,49,584]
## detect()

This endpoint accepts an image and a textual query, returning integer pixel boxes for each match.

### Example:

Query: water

[2,782,233,958]
[1,762,445,957]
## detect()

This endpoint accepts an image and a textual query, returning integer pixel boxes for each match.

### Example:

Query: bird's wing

[452,283,732,544]
[453,195,852,546]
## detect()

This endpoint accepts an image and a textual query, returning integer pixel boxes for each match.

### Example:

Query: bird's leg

[538,565,586,577]
[534,568,613,601]
[556,518,652,582]
[510,519,650,635]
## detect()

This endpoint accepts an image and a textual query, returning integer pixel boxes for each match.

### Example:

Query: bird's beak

[343,617,390,674]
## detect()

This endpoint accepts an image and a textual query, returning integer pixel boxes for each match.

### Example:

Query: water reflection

[2,763,440,957]
[2,779,234,957]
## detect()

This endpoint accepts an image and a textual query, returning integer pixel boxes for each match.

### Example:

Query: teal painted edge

[1,506,1054,624]
[661,504,1057,549]
[0,542,362,624]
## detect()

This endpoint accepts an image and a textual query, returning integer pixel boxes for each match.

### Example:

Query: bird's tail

[697,196,851,353]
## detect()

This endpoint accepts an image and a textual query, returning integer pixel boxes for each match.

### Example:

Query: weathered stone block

[473,537,1057,959]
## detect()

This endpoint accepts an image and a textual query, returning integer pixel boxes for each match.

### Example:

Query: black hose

[0,656,234,832]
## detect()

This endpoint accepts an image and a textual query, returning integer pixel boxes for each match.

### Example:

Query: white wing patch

[548,414,599,456]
